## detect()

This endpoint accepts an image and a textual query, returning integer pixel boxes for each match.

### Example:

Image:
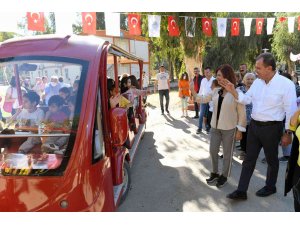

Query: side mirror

[109,107,128,146]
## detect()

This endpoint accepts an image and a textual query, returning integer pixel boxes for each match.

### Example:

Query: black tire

[119,160,131,205]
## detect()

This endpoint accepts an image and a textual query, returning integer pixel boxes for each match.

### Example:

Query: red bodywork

[0,35,145,211]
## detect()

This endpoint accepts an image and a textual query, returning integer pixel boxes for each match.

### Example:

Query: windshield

[0,56,88,176]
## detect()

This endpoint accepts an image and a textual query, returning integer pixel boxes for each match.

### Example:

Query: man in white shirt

[155,65,170,115]
[220,53,297,200]
[197,67,215,134]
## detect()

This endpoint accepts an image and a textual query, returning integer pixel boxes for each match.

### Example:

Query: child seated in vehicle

[41,95,69,154]
[8,91,45,153]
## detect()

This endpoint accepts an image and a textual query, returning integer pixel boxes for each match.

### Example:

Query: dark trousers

[293,165,300,212]
[240,125,249,153]
[237,120,283,192]
[206,110,212,130]
[159,89,169,113]
[194,102,199,117]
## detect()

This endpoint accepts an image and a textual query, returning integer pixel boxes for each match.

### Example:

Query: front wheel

[119,160,131,205]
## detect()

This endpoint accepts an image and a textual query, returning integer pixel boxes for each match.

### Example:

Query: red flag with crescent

[168,16,180,36]
[279,17,287,23]
[231,18,240,36]
[128,14,141,36]
[27,12,45,32]
[298,16,300,30]
[202,18,213,36]
[256,18,264,35]
[82,12,96,35]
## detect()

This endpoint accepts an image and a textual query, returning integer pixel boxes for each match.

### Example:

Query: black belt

[251,119,282,126]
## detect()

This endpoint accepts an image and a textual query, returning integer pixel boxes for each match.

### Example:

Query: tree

[272,13,300,73]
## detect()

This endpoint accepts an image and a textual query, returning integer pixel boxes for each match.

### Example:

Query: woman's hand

[235,130,243,141]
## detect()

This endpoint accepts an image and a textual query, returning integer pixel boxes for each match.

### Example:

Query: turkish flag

[279,17,287,23]
[27,12,45,32]
[82,12,96,35]
[256,18,264,35]
[231,18,240,36]
[128,14,141,36]
[202,18,213,36]
[298,16,300,30]
[168,16,180,36]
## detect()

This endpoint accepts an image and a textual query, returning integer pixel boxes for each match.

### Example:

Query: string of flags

[1,12,300,38]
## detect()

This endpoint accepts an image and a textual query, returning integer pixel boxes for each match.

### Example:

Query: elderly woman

[238,73,256,160]
[190,64,246,188]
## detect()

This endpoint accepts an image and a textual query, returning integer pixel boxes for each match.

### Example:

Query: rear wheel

[119,160,131,205]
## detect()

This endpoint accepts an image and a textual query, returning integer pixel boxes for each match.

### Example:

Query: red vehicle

[0,35,147,211]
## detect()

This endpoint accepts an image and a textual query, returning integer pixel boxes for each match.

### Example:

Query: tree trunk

[184,55,203,77]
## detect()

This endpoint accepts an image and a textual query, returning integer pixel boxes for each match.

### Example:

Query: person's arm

[290,108,300,131]
[189,80,212,103]
[218,78,254,105]
[282,82,298,146]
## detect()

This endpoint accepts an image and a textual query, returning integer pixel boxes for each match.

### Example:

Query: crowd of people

[152,53,300,212]
[1,75,79,155]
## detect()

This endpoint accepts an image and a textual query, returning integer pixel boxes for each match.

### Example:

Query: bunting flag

[128,14,141,36]
[105,13,120,36]
[217,18,227,37]
[82,12,96,35]
[279,17,287,23]
[148,15,161,37]
[0,13,19,33]
[185,17,196,37]
[244,18,252,36]
[298,16,300,31]
[168,16,180,36]
[256,18,264,35]
[55,12,74,34]
[267,18,275,35]
[202,18,212,36]
[231,18,240,36]
[288,17,295,33]
[27,12,45,32]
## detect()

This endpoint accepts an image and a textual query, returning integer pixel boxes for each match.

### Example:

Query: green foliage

[271,12,300,71]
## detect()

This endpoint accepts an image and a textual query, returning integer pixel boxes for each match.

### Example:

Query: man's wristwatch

[285,130,293,135]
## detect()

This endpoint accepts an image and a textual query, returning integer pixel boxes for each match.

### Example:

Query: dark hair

[107,78,115,97]
[256,53,276,71]
[120,77,128,93]
[67,95,76,106]
[59,87,71,95]
[23,91,40,106]
[281,72,292,81]
[180,72,189,81]
[58,77,63,83]
[193,67,199,70]
[129,75,139,88]
[48,95,65,107]
[212,79,220,87]
[216,64,237,86]
[240,63,247,67]
[10,76,16,87]
[204,66,211,70]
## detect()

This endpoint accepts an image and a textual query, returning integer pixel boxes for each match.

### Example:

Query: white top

[198,77,215,96]
[142,74,149,88]
[156,72,169,90]
[16,108,45,125]
[237,72,297,129]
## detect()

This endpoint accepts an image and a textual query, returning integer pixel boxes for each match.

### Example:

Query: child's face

[127,79,132,88]
[68,102,75,112]
[22,97,36,110]
[49,104,59,113]
[59,91,68,100]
